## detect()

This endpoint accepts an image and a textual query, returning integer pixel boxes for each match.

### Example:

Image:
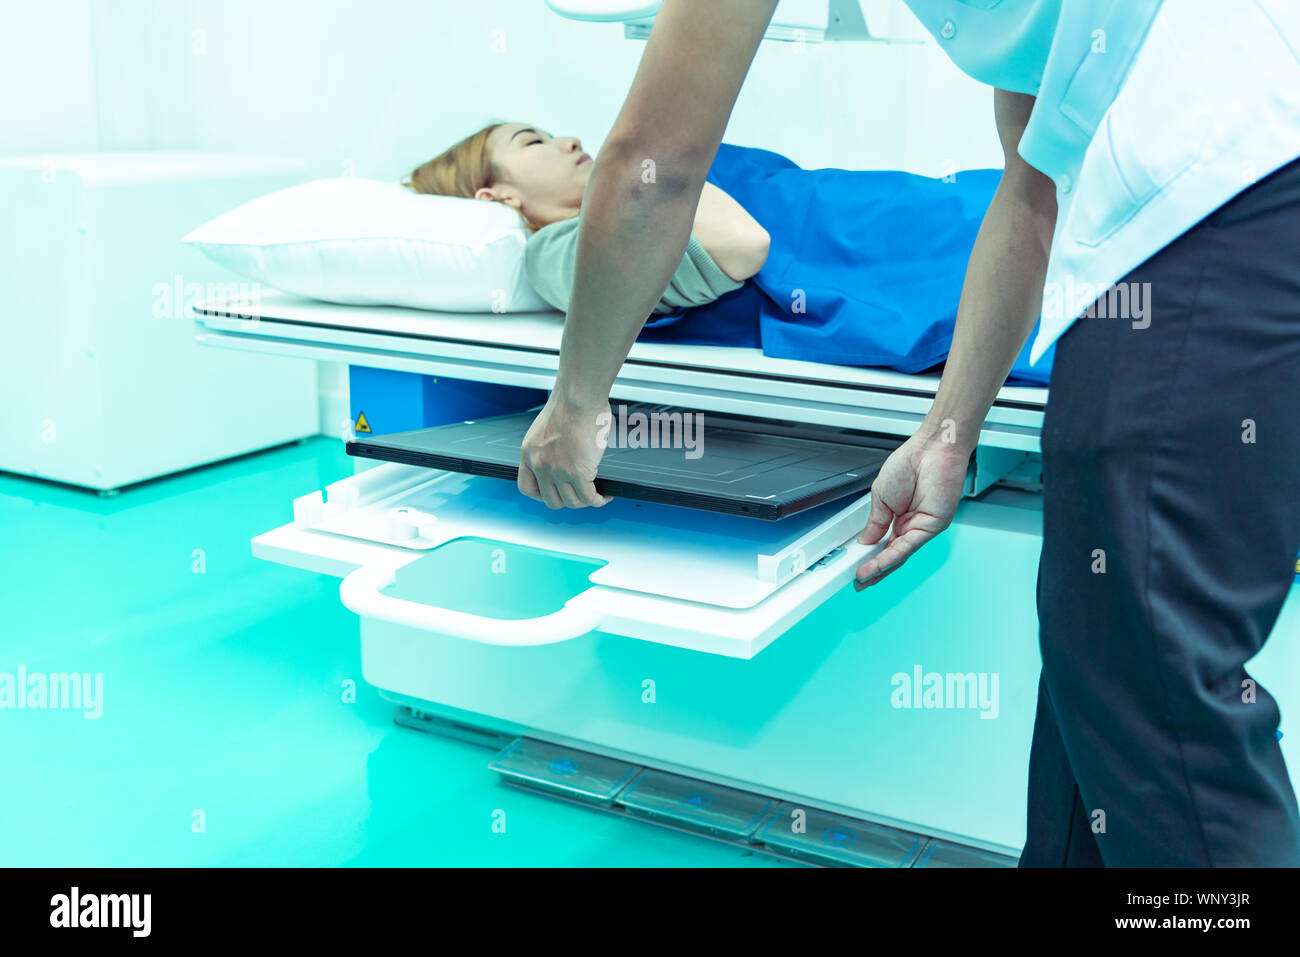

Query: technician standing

[517,0,1300,866]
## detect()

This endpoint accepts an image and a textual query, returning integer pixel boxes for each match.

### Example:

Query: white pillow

[182,178,553,313]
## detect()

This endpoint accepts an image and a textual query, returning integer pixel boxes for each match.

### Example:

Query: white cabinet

[0,153,319,491]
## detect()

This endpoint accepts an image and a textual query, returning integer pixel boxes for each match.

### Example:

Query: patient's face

[477,122,591,227]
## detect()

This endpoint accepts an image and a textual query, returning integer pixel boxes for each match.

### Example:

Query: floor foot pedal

[615,769,775,840]
[913,839,1018,868]
[488,737,639,807]
[759,803,924,867]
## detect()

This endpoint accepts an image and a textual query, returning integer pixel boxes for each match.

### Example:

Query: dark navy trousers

[1020,157,1300,866]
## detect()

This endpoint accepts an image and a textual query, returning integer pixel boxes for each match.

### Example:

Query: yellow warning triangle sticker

[354,411,371,434]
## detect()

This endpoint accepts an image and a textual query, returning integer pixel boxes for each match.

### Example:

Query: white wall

[4,0,1003,176]
[3,0,1005,432]
[0,0,99,155]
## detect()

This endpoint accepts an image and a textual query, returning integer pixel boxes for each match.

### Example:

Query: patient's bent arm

[693,182,770,281]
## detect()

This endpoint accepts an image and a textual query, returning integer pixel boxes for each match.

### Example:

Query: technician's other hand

[854,432,971,589]
[518,396,615,509]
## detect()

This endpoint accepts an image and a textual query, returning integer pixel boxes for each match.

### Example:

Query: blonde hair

[404,122,543,233]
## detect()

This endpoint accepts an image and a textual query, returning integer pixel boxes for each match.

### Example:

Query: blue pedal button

[616,769,773,839]
[914,840,1018,868]
[760,803,922,867]
[488,738,638,806]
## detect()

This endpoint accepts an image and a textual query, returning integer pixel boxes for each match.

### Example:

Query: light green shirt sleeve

[523,215,745,316]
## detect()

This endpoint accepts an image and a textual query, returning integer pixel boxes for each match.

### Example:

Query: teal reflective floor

[0,439,789,867]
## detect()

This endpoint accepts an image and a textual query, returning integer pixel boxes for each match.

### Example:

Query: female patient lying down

[406,121,1054,385]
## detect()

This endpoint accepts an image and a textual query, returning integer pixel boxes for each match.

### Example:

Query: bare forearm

[553,144,706,408]
[919,171,1057,452]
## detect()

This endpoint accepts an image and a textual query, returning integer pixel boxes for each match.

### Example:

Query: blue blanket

[635,143,1054,386]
